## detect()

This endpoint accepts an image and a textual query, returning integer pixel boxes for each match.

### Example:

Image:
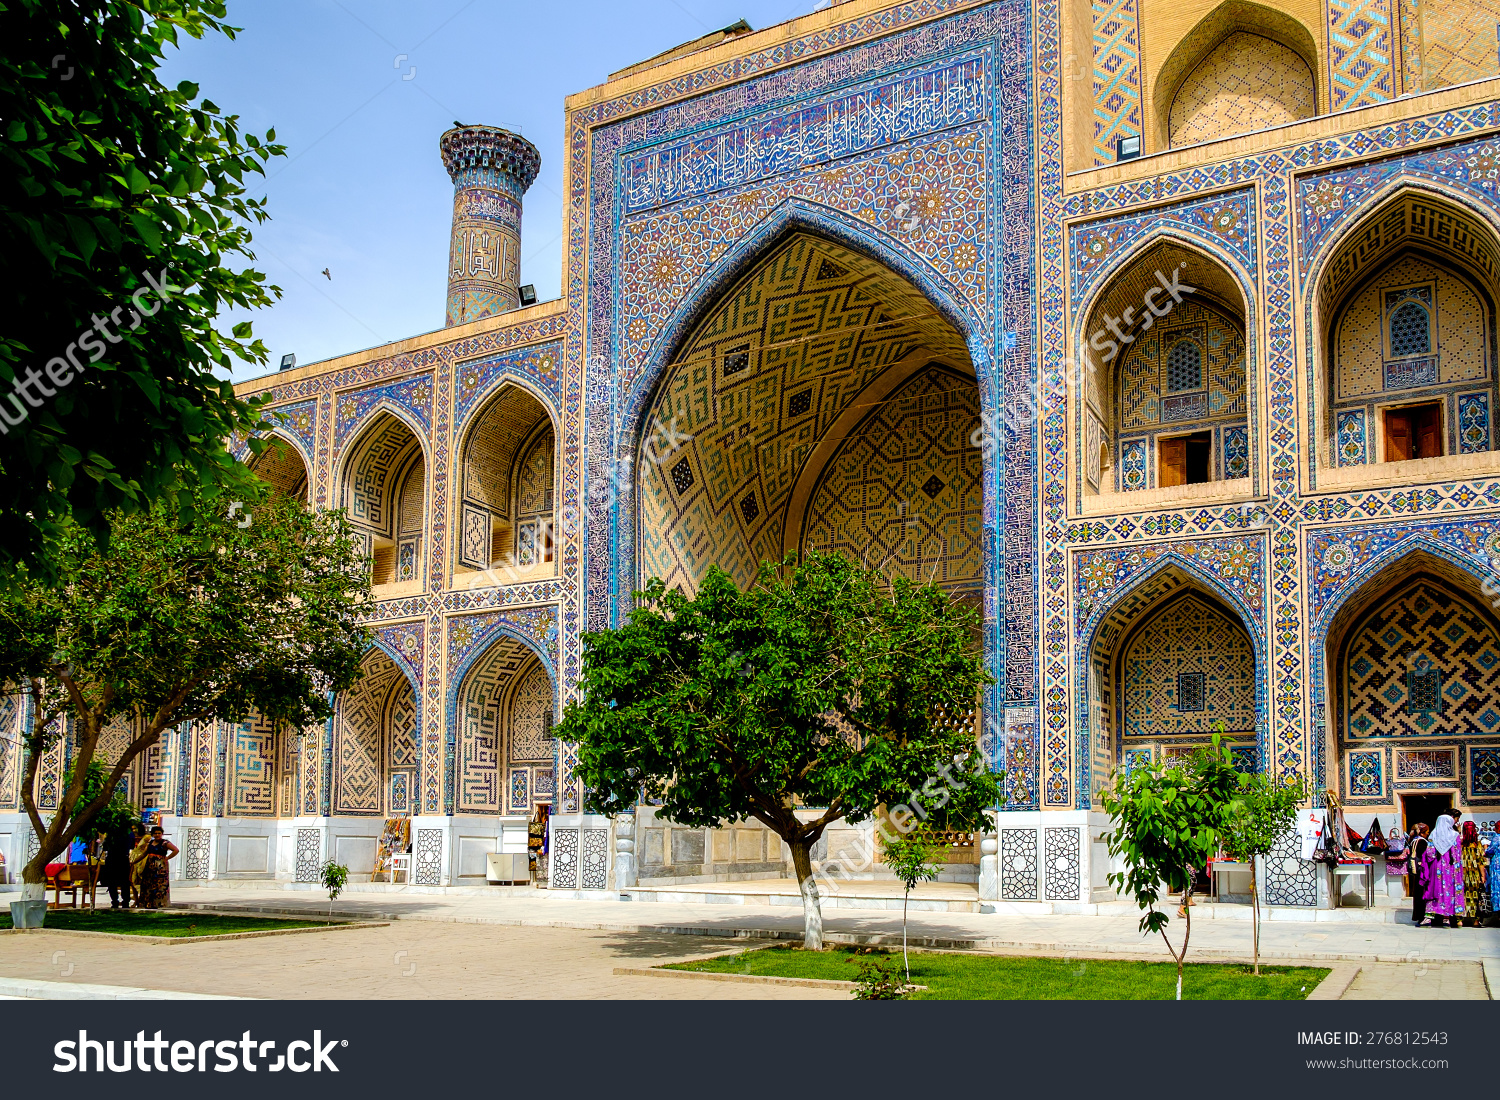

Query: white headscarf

[1430,814,1459,855]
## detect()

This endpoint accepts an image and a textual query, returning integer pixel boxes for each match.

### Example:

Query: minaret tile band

[440,125,541,326]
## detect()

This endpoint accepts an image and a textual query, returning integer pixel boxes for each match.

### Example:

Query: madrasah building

[6,0,1500,911]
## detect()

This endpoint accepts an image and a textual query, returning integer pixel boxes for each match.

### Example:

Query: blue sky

[162,0,817,380]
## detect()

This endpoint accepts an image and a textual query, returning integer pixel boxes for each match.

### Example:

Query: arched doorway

[636,231,980,596]
[333,648,419,817]
[454,636,556,816]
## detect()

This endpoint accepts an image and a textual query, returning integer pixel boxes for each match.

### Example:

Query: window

[1159,431,1212,487]
[1166,339,1203,393]
[1388,300,1432,358]
[1407,658,1443,717]
[1384,403,1442,462]
[1177,671,1205,713]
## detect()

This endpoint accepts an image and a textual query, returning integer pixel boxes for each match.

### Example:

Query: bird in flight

[321,268,331,280]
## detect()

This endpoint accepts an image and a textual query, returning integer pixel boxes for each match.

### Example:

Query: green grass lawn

[0,908,329,937]
[667,945,1329,1000]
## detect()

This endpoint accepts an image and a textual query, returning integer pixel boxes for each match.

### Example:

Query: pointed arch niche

[453,383,557,587]
[636,231,981,598]
[454,635,555,816]
[332,647,419,817]
[1083,565,1262,805]
[1319,547,1500,811]
[1150,2,1322,154]
[1076,238,1255,509]
[339,411,427,593]
[1313,188,1500,484]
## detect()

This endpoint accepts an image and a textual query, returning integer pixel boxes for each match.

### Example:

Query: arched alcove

[332,647,419,816]
[247,435,309,504]
[339,411,427,589]
[455,383,557,583]
[1077,239,1251,498]
[1313,188,1500,471]
[454,635,555,815]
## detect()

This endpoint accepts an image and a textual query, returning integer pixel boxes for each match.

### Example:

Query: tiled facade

[7,0,1500,896]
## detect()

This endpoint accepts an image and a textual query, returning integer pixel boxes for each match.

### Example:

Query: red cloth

[44,863,66,877]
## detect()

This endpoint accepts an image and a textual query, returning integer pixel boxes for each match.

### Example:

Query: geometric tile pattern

[1091,0,1142,165]
[1261,827,1317,907]
[1343,578,1500,740]
[229,710,279,817]
[1043,825,1080,901]
[1472,746,1500,796]
[581,827,609,890]
[801,365,983,595]
[1329,0,1397,111]
[1000,828,1038,900]
[1122,592,1256,739]
[1336,408,1369,466]
[415,828,443,886]
[183,828,211,880]
[1404,0,1500,93]
[295,828,321,883]
[1168,32,1315,148]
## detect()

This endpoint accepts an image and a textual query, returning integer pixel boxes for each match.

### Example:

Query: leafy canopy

[0,0,286,571]
[1101,735,1244,936]
[563,552,1002,848]
[0,482,373,874]
[1221,772,1305,863]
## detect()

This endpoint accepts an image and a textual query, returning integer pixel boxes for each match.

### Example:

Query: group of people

[1404,811,1499,928]
[96,822,179,910]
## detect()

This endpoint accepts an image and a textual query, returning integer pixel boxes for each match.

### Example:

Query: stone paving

[1342,961,1489,1000]
[0,924,842,1000]
[168,885,1500,965]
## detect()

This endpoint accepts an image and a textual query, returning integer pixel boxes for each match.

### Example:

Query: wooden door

[1414,404,1441,459]
[1159,437,1187,487]
[1384,409,1413,462]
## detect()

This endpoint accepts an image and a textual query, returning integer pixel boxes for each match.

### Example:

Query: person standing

[99,821,136,909]
[1407,822,1431,926]
[1460,820,1489,927]
[132,826,178,910]
[127,823,149,906]
[1422,813,1464,928]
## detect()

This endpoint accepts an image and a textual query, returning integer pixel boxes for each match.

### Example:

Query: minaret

[439,125,541,326]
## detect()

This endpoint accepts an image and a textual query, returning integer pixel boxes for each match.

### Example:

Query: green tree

[320,860,349,924]
[1101,735,1244,1000]
[0,0,286,573]
[0,482,372,904]
[561,551,1003,950]
[1221,772,1305,975]
[882,829,939,985]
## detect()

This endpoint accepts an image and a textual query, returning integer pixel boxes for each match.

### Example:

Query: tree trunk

[1251,859,1261,977]
[788,839,823,950]
[20,853,46,902]
[902,887,911,985]
[1178,885,1192,1001]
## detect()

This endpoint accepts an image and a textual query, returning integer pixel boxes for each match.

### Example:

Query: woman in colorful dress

[131,826,178,910]
[1460,821,1489,927]
[1422,813,1463,928]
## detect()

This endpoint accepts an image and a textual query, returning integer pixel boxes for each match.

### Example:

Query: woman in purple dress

[1421,813,1463,928]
